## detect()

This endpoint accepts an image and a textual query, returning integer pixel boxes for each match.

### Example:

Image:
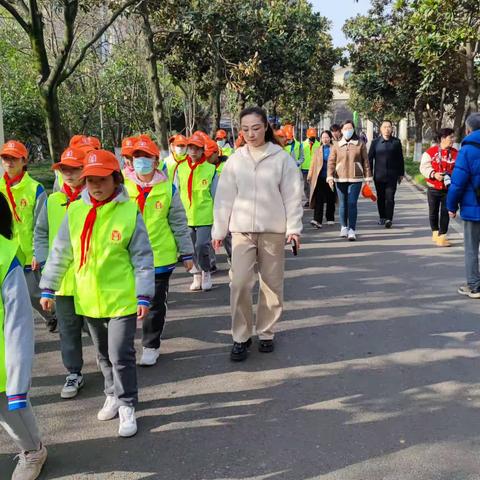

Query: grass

[404,155,427,187]
[27,162,55,192]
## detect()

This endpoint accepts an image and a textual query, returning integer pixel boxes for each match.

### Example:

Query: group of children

[0,129,235,479]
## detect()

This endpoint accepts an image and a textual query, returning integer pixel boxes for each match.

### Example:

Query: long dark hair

[341,120,359,141]
[0,193,13,239]
[239,106,281,146]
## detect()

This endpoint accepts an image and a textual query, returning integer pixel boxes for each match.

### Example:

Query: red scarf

[63,184,83,207]
[136,185,152,213]
[78,193,116,270]
[173,158,186,181]
[186,155,206,206]
[3,171,25,222]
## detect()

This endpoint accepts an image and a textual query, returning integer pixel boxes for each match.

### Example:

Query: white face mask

[174,146,187,156]
[343,129,354,141]
[217,140,226,148]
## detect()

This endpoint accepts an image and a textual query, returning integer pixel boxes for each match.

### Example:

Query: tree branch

[60,0,140,83]
[0,0,30,33]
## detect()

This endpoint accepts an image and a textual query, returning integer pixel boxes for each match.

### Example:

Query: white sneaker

[138,347,160,366]
[12,445,47,480]
[118,406,137,437]
[340,226,349,238]
[310,220,322,229]
[202,271,212,291]
[97,395,119,421]
[348,229,357,241]
[189,273,202,291]
[327,221,335,225]
[61,373,84,399]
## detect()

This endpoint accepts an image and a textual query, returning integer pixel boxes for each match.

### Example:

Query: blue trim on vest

[6,257,21,276]
[35,184,45,200]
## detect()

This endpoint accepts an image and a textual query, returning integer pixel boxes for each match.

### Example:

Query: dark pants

[86,315,138,407]
[464,221,480,289]
[142,272,172,349]
[427,188,449,234]
[375,179,398,221]
[56,295,85,374]
[302,170,310,203]
[313,176,336,224]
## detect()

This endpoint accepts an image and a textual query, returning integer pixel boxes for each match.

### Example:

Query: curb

[405,173,427,194]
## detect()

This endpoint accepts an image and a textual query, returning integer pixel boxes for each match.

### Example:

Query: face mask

[174,146,187,156]
[133,157,154,175]
[217,140,226,148]
[343,129,354,141]
[308,137,316,142]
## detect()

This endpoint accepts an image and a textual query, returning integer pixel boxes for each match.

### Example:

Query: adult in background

[308,130,336,228]
[327,120,372,241]
[368,120,404,228]
[447,113,480,297]
[330,124,342,144]
[212,106,303,362]
[420,128,458,247]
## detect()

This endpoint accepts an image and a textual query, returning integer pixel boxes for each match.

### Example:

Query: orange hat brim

[52,159,84,170]
[0,147,26,159]
[81,165,119,178]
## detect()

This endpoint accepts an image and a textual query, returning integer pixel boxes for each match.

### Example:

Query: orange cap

[69,135,87,147]
[121,136,138,156]
[81,149,120,178]
[283,124,295,140]
[215,129,227,140]
[307,128,317,138]
[361,183,377,202]
[172,134,188,147]
[188,134,206,149]
[86,136,101,149]
[275,129,286,138]
[52,147,86,170]
[0,140,28,159]
[205,137,219,159]
[235,131,245,149]
[132,138,160,158]
[194,130,210,141]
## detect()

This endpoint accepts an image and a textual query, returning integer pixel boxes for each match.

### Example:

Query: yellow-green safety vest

[284,141,302,163]
[0,235,19,392]
[47,192,77,296]
[125,178,178,267]
[164,154,187,182]
[301,139,320,171]
[176,160,216,226]
[216,161,226,175]
[68,199,138,318]
[222,146,234,158]
[0,173,42,266]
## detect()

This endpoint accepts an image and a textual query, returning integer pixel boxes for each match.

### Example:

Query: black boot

[230,338,252,362]
[258,339,274,353]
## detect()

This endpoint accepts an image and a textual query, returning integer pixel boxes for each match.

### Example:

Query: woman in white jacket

[212,107,303,361]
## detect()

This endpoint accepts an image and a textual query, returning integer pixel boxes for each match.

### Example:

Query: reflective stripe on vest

[301,140,320,171]
[176,161,216,226]
[47,192,76,296]
[0,235,19,392]
[0,173,41,266]
[125,178,178,267]
[68,199,138,318]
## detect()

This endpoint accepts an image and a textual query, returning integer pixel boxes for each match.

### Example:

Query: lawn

[28,162,55,192]
[404,155,426,187]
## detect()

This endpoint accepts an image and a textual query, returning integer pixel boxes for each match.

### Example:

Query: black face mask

[308,137,316,142]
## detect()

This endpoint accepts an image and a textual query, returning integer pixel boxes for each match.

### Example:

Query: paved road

[2,182,480,480]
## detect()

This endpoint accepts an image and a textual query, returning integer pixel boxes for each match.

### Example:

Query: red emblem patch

[201,179,208,186]
[155,201,163,209]
[111,230,122,241]
[20,198,27,208]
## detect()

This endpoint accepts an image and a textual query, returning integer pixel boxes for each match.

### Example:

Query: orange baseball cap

[361,183,377,202]
[205,137,219,158]
[194,130,210,141]
[172,134,188,147]
[283,124,295,140]
[215,129,227,140]
[275,129,286,138]
[121,136,138,156]
[0,140,28,159]
[69,135,87,147]
[188,134,206,149]
[52,147,86,170]
[81,149,120,178]
[86,136,101,149]
[132,138,160,157]
[307,128,317,138]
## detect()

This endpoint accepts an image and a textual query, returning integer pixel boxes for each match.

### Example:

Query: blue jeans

[336,182,362,229]
[464,220,480,289]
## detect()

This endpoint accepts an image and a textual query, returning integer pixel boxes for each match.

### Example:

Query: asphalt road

[2,181,480,480]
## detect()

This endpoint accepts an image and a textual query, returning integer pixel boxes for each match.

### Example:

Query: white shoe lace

[15,447,44,467]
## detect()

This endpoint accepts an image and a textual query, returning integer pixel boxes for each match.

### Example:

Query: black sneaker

[47,317,58,333]
[378,218,386,226]
[258,339,274,353]
[385,220,393,229]
[230,338,252,362]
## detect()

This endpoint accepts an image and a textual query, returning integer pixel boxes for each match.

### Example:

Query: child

[124,137,194,366]
[40,149,154,437]
[164,134,188,181]
[121,136,137,173]
[34,147,87,399]
[176,134,218,291]
[0,192,47,480]
[0,140,57,332]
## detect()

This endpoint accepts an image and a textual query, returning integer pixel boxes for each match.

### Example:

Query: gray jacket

[40,186,154,299]
[33,198,49,264]
[168,187,194,258]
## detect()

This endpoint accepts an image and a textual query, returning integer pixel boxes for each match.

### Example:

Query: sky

[311,0,372,47]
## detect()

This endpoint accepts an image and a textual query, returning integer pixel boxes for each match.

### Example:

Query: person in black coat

[368,120,404,228]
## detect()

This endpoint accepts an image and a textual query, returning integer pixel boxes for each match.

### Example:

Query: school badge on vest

[201,179,208,186]
[111,230,122,242]
[155,201,163,210]
[20,198,28,208]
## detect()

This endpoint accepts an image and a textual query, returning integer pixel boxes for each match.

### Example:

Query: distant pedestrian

[330,124,342,144]
[447,113,480,297]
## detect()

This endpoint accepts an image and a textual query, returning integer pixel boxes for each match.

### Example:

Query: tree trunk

[140,6,169,152]
[210,87,221,137]
[453,85,468,140]
[465,41,479,115]
[413,97,425,162]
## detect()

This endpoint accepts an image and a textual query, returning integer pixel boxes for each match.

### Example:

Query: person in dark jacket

[447,113,480,298]
[368,120,404,228]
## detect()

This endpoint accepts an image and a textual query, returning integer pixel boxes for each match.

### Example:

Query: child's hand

[31,257,40,271]
[183,259,194,272]
[137,305,150,320]
[40,298,54,312]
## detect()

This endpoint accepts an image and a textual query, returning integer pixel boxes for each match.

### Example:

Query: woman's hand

[287,234,301,249]
[137,305,150,321]
[327,179,335,191]
[212,239,223,251]
[434,172,444,182]
[40,297,54,312]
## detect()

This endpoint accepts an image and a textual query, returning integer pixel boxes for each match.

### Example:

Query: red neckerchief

[173,157,186,180]
[3,171,25,222]
[186,155,206,206]
[63,184,83,207]
[135,184,153,213]
[78,192,116,270]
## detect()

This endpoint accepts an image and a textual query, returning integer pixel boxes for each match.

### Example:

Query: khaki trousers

[230,233,285,343]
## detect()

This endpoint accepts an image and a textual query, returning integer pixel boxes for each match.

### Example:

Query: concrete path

[2,182,480,480]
